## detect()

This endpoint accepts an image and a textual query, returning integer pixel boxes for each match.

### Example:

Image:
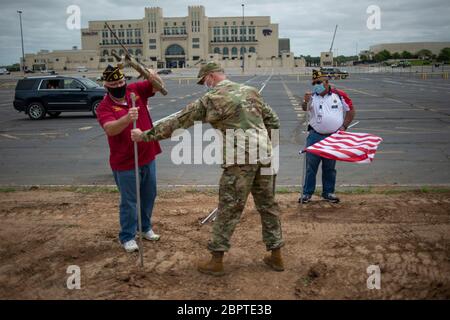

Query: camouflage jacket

[142,79,280,167]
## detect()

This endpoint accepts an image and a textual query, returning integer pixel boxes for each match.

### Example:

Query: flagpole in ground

[131,93,144,268]
[299,111,309,203]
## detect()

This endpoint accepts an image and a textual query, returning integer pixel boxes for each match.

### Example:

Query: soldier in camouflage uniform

[131,61,284,276]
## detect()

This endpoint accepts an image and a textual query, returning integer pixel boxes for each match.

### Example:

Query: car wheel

[47,111,61,118]
[27,102,46,120]
[91,100,102,118]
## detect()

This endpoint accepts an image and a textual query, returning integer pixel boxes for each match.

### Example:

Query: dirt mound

[0,189,449,299]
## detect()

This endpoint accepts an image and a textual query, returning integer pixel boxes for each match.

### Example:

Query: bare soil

[0,188,449,300]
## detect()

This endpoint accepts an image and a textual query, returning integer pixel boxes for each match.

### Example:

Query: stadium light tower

[17,10,25,74]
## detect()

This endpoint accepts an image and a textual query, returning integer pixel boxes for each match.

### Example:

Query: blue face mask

[313,83,326,95]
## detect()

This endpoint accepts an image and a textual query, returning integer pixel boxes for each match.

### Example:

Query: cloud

[0,0,449,65]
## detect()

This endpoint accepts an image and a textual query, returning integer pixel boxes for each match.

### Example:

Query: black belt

[308,125,332,136]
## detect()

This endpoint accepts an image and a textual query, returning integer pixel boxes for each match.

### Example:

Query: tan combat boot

[197,251,225,276]
[263,248,285,271]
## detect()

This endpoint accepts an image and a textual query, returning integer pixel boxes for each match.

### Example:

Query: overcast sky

[1,0,449,65]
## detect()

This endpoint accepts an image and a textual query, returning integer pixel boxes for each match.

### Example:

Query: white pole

[300,109,309,202]
[130,93,144,267]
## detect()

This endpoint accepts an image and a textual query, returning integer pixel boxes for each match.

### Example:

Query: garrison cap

[197,61,224,85]
[102,64,124,82]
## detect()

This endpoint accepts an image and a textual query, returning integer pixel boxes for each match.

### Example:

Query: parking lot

[0,72,449,187]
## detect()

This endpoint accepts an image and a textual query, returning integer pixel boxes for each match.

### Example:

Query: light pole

[17,10,25,74]
[241,4,245,74]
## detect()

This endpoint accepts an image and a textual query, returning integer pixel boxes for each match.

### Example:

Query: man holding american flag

[299,70,356,204]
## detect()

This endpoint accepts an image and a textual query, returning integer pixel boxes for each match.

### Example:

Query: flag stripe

[303,131,382,163]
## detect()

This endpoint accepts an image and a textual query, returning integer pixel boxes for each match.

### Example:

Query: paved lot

[0,72,449,187]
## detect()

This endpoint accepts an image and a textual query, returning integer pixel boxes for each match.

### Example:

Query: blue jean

[113,160,157,244]
[302,130,337,196]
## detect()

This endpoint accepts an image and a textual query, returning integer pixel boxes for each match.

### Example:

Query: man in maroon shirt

[96,65,163,252]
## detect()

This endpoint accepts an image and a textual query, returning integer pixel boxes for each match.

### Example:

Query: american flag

[301,131,383,163]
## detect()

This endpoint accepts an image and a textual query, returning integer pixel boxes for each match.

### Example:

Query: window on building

[193,44,200,49]
[135,49,142,56]
[149,45,157,50]
[231,47,238,56]
[240,47,247,55]
[149,39,156,44]
[249,47,256,53]
[193,56,200,61]
[165,44,185,56]
[223,47,229,56]
[214,47,221,54]
[224,22,228,26]
[102,49,109,56]
[192,38,200,43]
[128,49,134,55]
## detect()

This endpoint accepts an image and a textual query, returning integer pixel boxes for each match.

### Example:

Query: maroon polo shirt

[96,80,162,171]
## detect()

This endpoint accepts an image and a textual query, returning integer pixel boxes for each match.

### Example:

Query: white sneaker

[123,239,139,252]
[142,229,160,241]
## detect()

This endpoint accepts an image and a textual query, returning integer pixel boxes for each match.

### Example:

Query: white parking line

[0,134,19,140]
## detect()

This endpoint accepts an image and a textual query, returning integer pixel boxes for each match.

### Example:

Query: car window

[64,79,84,89]
[40,79,63,90]
[16,79,36,90]
[78,78,99,89]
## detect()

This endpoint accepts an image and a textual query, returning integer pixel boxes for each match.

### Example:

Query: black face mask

[108,84,127,99]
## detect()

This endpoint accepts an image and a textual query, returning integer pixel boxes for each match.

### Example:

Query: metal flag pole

[299,105,309,203]
[131,93,144,267]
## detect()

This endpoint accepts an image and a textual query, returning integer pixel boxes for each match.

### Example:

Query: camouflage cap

[102,64,124,82]
[197,61,224,85]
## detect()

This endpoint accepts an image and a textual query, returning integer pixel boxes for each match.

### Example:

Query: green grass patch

[69,186,119,194]
[0,187,17,193]
[276,187,294,194]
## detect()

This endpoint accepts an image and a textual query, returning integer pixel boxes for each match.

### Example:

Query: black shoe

[298,194,312,204]
[322,193,340,203]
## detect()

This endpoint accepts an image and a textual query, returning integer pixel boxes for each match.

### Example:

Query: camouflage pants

[207,164,284,252]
